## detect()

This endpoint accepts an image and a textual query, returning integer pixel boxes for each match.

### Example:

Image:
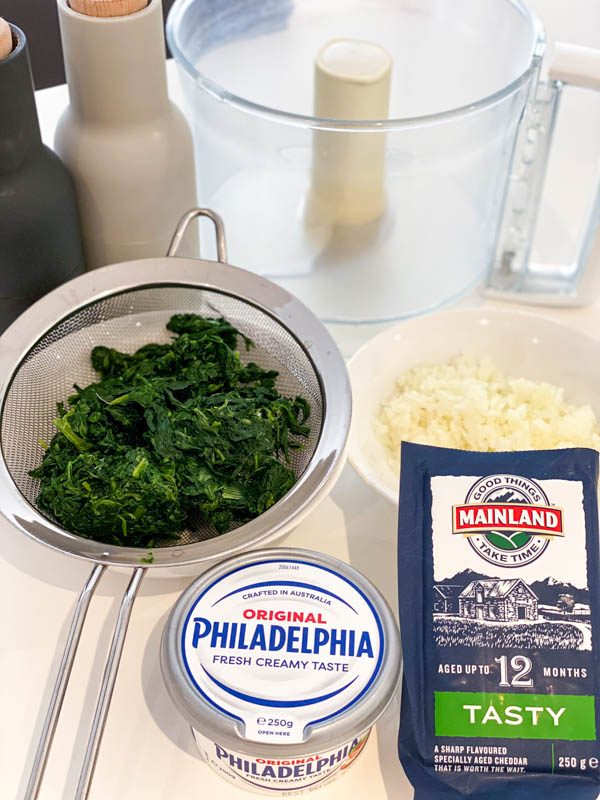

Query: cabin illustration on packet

[431,472,591,652]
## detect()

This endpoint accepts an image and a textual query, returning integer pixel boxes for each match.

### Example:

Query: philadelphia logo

[452,474,564,568]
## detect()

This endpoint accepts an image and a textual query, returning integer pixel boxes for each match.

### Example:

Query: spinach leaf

[30,315,311,547]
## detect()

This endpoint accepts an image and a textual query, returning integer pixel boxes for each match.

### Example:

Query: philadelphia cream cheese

[161,548,401,795]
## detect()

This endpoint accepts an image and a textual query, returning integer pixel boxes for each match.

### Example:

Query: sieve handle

[167,208,228,263]
[75,566,146,800]
[25,564,106,800]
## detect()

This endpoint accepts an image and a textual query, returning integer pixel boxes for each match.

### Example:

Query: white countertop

[3,2,600,798]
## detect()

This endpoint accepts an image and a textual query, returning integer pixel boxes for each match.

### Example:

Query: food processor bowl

[167,0,545,329]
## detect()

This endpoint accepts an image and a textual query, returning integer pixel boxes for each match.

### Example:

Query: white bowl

[347,308,600,505]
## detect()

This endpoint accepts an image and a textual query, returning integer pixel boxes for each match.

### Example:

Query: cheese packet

[397,443,600,799]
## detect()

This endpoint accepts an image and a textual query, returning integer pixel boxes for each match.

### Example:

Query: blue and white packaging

[161,547,400,795]
[397,443,600,799]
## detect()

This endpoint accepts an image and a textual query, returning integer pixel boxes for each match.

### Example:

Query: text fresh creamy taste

[161,548,400,795]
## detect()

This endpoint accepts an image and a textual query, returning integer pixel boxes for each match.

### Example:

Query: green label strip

[435,691,596,741]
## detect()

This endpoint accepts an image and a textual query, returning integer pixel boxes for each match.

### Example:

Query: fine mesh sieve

[2,285,324,547]
[0,210,350,800]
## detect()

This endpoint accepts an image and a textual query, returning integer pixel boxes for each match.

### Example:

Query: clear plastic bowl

[167,0,544,325]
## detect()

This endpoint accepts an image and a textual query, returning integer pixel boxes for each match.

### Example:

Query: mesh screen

[1,286,323,546]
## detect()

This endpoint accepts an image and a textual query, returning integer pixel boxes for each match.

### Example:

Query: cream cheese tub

[161,547,401,795]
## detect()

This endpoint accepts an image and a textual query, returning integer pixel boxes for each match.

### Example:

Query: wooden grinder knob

[0,18,13,59]
[69,0,148,17]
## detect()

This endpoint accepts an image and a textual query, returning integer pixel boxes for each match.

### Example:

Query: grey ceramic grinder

[0,22,84,333]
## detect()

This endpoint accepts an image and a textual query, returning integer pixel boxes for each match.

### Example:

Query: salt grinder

[0,19,84,333]
[55,0,197,268]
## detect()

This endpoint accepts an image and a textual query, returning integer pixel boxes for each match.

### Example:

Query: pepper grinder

[55,0,197,268]
[0,19,84,332]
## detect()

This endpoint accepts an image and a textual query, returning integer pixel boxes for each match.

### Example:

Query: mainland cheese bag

[397,443,600,799]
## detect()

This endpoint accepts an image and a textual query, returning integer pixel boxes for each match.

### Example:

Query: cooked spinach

[29,314,311,547]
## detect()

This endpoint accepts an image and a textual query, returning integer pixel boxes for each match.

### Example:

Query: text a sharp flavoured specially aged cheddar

[397,445,600,800]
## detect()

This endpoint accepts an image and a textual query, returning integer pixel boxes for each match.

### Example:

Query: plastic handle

[550,42,600,91]
[485,42,600,306]
[542,42,600,307]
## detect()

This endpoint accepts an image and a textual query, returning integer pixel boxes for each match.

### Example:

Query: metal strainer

[0,210,351,799]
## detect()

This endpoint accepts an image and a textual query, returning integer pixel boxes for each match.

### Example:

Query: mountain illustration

[530,577,589,605]
[437,569,497,589]
[487,490,527,504]
[439,571,589,607]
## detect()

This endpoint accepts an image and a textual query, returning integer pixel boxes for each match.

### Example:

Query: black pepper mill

[0,20,84,333]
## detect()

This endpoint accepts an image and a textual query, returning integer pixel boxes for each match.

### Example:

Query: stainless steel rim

[0,256,351,568]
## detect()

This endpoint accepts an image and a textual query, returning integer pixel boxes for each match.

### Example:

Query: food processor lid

[160,548,401,755]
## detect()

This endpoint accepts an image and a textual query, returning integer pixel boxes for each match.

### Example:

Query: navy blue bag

[397,443,600,799]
